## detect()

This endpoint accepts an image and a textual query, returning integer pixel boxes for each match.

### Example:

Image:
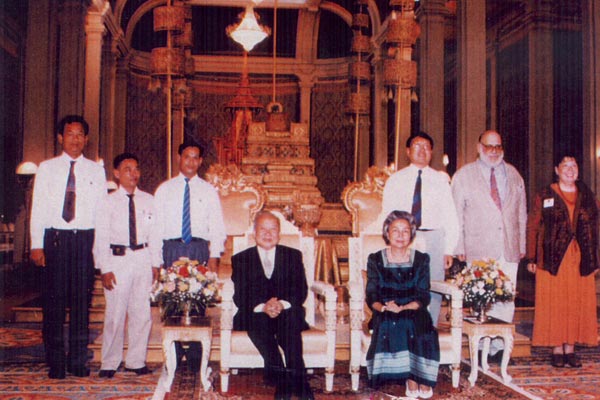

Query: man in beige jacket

[451,130,527,357]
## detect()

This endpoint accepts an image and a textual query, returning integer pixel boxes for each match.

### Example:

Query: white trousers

[484,257,518,355]
[100,249,153,370]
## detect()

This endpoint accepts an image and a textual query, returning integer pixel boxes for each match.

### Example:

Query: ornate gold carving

[153,6,186,32]
[150,47,185,77]
[341,166,394,235]
[348,61,371,81]
[386,17,421,46]
[383,59,417,88]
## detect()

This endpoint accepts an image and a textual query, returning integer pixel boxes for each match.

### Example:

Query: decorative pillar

[23,0,57,163]
[527,2,554,196]
[371,49,388,167]
[84,9,107,160]
[582,0,600,193]
[346,0,372,181]
[298,76,314,126]
[113,56,129,161]
[417,0,447,169]
[57,0,86,121]
[100,40,117,177]
[456,0,486,167]
[383,0,420,169]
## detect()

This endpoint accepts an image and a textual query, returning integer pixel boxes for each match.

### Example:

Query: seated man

[231,211,313,400]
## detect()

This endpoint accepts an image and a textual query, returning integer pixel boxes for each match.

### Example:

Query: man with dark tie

[94,153,161,378]
[452,130,526,359]
[153,139,226,372]
[382,132,459,326]
[231,211,314,400]
[30,115,106,379]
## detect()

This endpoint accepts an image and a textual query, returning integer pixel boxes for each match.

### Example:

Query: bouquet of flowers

[451,258,514,314]
[151,257,219,319]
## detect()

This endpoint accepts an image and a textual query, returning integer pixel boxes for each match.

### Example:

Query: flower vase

[183,301,192,325]
[472,303,489,323]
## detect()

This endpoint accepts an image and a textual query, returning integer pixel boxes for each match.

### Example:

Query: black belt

[164,237,206,243]
[110,243,148,256]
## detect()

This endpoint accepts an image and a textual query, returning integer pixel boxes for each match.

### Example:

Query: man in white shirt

[452,130,527,359]
[153,139,226,372]
[382,132,459,326]
[94,153,161,378]
[30,115,106,379]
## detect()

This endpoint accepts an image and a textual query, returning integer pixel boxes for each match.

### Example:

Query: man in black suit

[231,211,313,400]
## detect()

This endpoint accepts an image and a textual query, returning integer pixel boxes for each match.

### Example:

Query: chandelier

[227,5,271,52]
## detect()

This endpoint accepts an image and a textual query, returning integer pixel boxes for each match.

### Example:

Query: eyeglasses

[481,143,503,152]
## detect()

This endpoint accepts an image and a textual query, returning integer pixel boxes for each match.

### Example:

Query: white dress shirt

[93,186,162,273]
[153,174,226,258]
[253,246,291,312]
[30,152,106,249]
[382,164,459,254]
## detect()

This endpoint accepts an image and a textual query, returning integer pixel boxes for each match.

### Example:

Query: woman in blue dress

[366,210,439,399]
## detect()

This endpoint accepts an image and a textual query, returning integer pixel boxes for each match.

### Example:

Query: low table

[462,316,515,386]
[153,316,213,399]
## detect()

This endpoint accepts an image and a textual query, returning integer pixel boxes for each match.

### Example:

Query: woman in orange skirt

[525,154,598,368]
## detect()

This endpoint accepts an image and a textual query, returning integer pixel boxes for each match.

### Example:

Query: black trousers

[42,228,95,371]
[247,310,306,378]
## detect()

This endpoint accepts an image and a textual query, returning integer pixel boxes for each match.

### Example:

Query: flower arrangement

[151,257,219,319]
[451,258,514,315]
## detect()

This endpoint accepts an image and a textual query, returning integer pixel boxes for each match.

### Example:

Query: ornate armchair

[205,164,265,238]
[219,211,338,392]
[342,167,463,391]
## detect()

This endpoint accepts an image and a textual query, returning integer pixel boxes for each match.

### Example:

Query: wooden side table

[153,316,213,399]
[462,316,515,386]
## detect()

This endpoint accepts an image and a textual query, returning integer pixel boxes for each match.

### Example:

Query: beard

[479,152,504,167]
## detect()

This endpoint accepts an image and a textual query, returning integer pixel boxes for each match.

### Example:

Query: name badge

[543,198,554,208]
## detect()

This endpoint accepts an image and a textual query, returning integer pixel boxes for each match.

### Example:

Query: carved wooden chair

[205,164,266,238]
[342,167,464,391]
[219,211,338,393]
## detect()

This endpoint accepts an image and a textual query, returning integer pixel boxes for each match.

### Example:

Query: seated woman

[366,210,439,399]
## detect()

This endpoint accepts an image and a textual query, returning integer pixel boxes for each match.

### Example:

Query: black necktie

[62,161,76,222]
[127,194,137,247]
[411,169,422,228]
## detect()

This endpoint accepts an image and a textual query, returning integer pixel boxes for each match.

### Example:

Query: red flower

[198,265,208,275]
[474,270,483,278]
[178,266,190,277]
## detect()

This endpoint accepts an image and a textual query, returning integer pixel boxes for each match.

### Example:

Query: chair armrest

[311,280,337,331]
[311,281,337,303]
[430,280,463,300]
[430,280,463,329]
[220,279,235,330]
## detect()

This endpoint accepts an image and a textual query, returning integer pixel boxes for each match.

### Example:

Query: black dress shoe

[565,353,582,368]
[48,368,66,379]
[67,365,90,377]
[125,366,152,375]
[296,381,314,400]
[99,369,116,378]
[274,384,292,400]
[551,353,565,368]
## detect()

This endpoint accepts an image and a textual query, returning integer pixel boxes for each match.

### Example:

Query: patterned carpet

[2,323,600,399]
[504,346,600,400]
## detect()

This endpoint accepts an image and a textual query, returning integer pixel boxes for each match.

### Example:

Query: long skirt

[366,309,440,388]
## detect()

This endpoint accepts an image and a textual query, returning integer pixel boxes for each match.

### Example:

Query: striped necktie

[182,178,192,244]
[62,161,76,223]
[411,169,422,228]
